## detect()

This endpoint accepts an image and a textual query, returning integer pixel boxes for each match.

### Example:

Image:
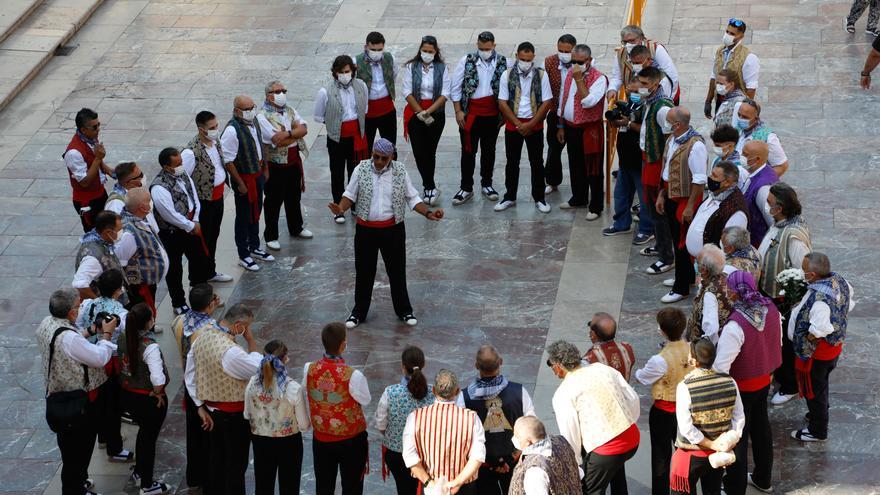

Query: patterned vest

[118,330,168,392]
[306,357,367,442]
[244,378,302,437]
[651,340,693,402]
[644,97,674,163]
[727,306,782,382]
[583,340,635,382]
[172,311,218,370]
[563,365,637,453]
[509,436,582,495]
[615,40,661,98]
[258,105,303,164]
[714,43,751,93]
[759,219,811,297]
[107,184,126,207]
[353,160,408,223]
[225,117,263,175]
[675,368,738,450]
[192,327,249,403]
[150,170,196,232]
[413,401,477,481]
[506,67,544,118]
[75,235,124,278]
[356,52,396,100]
[37,316,108,394]
[665,134,703,198]
[460,52,507,112]
[324,80,368,143]
[792,273,851,359]
[743,165,779,247]
[688,274,734,342]
[560,67,607,125]
[411,62,446,111]
[703,189,749,246]
[120,210,166,286]
[183,135,223,201]
[382,383,435,452]
[463,382,524,460]
[714,93,746,128]
[64,134,105,202]
[727,247,762,281]
[543,54,564,111]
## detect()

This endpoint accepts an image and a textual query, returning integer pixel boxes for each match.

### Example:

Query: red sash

[340,120,369,161]
[240,172,262,224]
[211,184,224,201]
[462,96,498,153]
[122,386,153,396]
[403,98,435,141]
[288,146,305,192]
[795,340,842,399]
[593,423,640,455]
[661,184,703,249]
[670,448,712,493]
[206,400,245,413]
[366,95,395,118]
[654,400,676,413]
[356,217,395,228]
[735,373,771,392]
[133,283,156,315]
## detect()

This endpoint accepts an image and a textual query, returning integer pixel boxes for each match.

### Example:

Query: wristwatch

[861,71,872,77]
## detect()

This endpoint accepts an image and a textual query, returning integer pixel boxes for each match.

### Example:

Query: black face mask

[707,178,722,192]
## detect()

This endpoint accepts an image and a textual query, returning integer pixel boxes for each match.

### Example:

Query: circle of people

[47,21,855,495]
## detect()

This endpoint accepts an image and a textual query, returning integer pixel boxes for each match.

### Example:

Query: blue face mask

[734,117,750,131]
[629,93,641,103]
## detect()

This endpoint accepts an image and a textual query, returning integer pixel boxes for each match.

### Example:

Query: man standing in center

[355,32,398,151]
[542,33,577,195]
[328,138,444,329]
[451,31,507,205]
[462,345,535,494]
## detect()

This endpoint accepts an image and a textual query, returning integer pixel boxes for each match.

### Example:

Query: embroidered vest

[225,117,263,175]
[356,52,396,100]
[383,383,435,452]
[192,328,249,403]
[150,170,196,231]
[675,368,738,450]
[651,340,693,402]
[704,189,749,246]
[507,67,544,118]
[120,210,166,286]
[353,160,408,223]
[184,135,223,201]
[75,235,123,279]
[665,134,703,198]
[644,97,674,163]
[244,378,303,437]
[324,80,368,143]
[37,316,108,394]
[615,40,661,97]
[64,134,105,202]
[460,52,507,112]
[727,247,762,281]
[107,185,126,207]
[118,330,168,392]
[173,312,218,370]
[543,54,564,111]
[562,365,637,453]
[306,357,367,442]
[584,340,635,382]
[727,306,782,382]
[560,67,606,125]
[509,436,582,495]
[714,43,751,93]
[743,165,779,247]
[760,220,811,297]
[410,61,446,110]
[463,382,523,459]
[413,401,477,481]
[688,274,735,342]
[792,273,850,359]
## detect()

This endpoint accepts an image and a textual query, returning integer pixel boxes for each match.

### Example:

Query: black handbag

[45,327,90,434]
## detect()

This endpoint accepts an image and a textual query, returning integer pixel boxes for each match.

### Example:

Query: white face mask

[722,33,736,47]
[625,42,638,54]
[273,92,287,107]
[712,146,725,156]
[420,51,434,64]
[511,436,523,451]
[740,155,751,169]
[241,109,256,121]
[337,72,352,85]
[558,52,572,64]
[637,87,650,96]
[517,60,533,72]
[631,63,643,73]
[479,49,494,61]
[368,49,383,62]
[206,128,220,141]
[173,165,186,176]
[715,83,728,96]
[661,120,673,134]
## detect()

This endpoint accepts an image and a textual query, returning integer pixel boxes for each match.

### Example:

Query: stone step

[0,0,105,113]
[0,0,44,45]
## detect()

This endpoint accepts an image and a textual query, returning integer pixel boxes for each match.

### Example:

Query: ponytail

[124,303,153,371]
[261,359,276,391]
[260,339,288,392]
[402,345,428,400]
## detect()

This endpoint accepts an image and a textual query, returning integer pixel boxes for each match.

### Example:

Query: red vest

[414,401,476,482]
[560,67,607,126]
[544,54,563,111]
[306,358,366,442]
[64,134,105,202]
[727,306,782,383]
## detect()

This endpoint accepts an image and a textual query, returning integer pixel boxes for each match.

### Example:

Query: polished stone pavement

[0,0,877,493]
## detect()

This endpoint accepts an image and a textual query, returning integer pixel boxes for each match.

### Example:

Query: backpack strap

[46,326,89,397]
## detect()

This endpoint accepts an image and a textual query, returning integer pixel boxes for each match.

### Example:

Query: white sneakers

[536,201,551,213]
[544,185,557,194]
[663,278,675,288]
[661,291,687,304]
[494,199,515,212]
[585,212,599,221]
[423,189,441,206]
[481,186,499,201]
[334,214,346,224]
[266,240,281,251]
[770,391,798,406]
[295,228,314,239]
[208,272,233,283]
[451,190,473,205]
[558,201,576,210]
[239,257,260,271]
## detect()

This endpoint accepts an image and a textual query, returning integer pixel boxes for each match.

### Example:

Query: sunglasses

[125,172,144,183]
[728,18,744,27]
[271,89,287,94]
[84,123,101,130]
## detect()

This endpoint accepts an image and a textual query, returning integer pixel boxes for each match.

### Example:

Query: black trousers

[665,195,695,295]
[122,390,168,488]
[774,323,798,395]
[670,452,723,495]
[73,191,108,233]
[183,389,210,489]
[352,222,412,320]
[264,163,304,241]
[544,112,566,187]
[252,433,303,495]
[366,109,398,151]
[459,115,500,191]
[649,405,677,495]
[97,376,123,456]
[200,196,224,277]
[503,129,545,203]
[233,174,264,259]
[158,227,209,308]
[806,357,838,439]
[563,125,604,213]
[408,114,445,190]
[313,431,369,495]
[385,448,418,495]
[583,446,637,495]
[724,385,772,495]
[57,394,99,495]
[328,136,359,203]
[207,410,251,495]
[475,464,512,495]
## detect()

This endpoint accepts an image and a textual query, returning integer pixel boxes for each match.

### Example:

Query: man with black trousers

[542,34,576,195]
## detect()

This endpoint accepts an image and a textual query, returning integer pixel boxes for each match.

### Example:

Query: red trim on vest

[366,95,395,118]
[403,98,435,141]
[211,184,224,201]
[653,400,677,413]
[593,423,640,455]
[66,135,106,202]
[206,400,245,413]
[735,374,771,392]
[462,96,498,153]
[356,217,396,228]
[560,68,606,126]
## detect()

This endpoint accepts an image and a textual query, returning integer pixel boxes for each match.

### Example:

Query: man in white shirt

[355,31,399,150]
[628,45,674,99]
[73,210,124,300]
[685,161,748,259]
[116,188,168,315]
[64,108,115,232]
[608,25,679,103]
[328,139,444,329]
[733,99,788,176]
[705,18,760,118]
[105,162,160,234]
[542,34,577,195]
[496,42,554,214]
[508,416,582,495]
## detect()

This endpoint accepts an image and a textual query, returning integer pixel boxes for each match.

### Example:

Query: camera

[605,100,638,122]
[94,311,120,331]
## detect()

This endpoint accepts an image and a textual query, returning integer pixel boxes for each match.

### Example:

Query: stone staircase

[0,0,105,112]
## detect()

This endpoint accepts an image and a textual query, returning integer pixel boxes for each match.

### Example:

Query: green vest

[644,97,674,163]
[356,52,395,100]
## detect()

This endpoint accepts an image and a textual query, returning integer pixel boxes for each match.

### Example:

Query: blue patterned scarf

[466,374,508,400]
[76,130,98,147]
[674,126,701,145]
[258,354,288,391]
[727,270,771,331]
[182,310,213,337]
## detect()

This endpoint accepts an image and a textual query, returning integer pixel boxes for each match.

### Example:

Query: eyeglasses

[728,18,744,27]
[271,89,287,94]
[125,173,144,183]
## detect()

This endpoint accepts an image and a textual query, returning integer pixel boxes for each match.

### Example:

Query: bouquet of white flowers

[775,268,808,316]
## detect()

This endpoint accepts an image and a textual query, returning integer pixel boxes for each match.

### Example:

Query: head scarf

[258,353,288,391]
[727,270,771,331]
[373,137,395,157]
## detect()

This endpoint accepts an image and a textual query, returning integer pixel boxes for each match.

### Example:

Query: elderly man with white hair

[721,226,761,280]
[687,245,735,343]
[508,416,581,495]
[117,188,169,314]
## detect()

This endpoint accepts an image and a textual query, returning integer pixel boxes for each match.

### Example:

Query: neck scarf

[76,130,98,147]
[727,270,771,331]
[258,354,288,391]
[712,187,735,202]
[80,229,113,251]
[323,353,344,361]
[466,374,508,400]
[183,310,213,338]
[111,183,127,197]
[645,88,664,106]
[775,214,805,229]
[335,79,353,90]
[674,126,700,145]
[725,88,745,101]
[262,100,284,114]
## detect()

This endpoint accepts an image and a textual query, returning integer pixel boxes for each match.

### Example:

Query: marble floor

[0,0,877,493]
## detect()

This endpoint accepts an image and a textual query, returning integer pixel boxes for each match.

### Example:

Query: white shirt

[702,292,721,344]
[686,192,749,256]
[609,44,679,93]
[184,341,263,409]
[150,174,200,232]
[342,162,422,221]
[220,123,263,163]
[787,282,856,340]
[451,54,502,102]
[711,43,760,90]
[639,105,672,151]
[115,222,169,283]
[401,63,452,102]
[675,377,745,444]
[757,224,811,270]
[713,315,783,375]
[361,57,399,100]
[300,361,371,418]
[401,399,487,468]
[375,386,466,431]
[256,107,307,152]
[741,164,774,227]
[143,343,166,387]
[557,72,607,122]
[182,143,227,186]
[64,145,107,185]
[73,255,105,290]
[635,353,669,385]
[105,198,160,234]
[314,85,361,123]
[62,331,116,368]
[497,68,552,120]
[662,136,708,185]
[519,437,555,494]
